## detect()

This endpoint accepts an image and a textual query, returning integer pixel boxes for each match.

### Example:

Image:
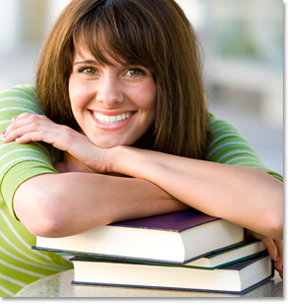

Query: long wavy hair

[36,0,211,159]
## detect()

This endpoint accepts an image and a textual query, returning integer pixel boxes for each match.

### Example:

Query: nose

[96,76,124,107]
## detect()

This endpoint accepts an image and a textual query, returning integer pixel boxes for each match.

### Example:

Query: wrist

[110,145,154,179]
[109,145,128,174]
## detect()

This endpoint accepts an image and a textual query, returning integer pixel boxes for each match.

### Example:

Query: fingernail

[282,265,283,270]
[1,130,7,138]
[12,116,18,120]
[276,255,279,260]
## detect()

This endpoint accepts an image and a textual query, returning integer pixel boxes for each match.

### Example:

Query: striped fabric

[206,115,283,181]
[0,85,283,296]
[0,86,72,297]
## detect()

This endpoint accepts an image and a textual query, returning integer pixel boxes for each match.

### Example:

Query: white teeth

[93,112,133,124]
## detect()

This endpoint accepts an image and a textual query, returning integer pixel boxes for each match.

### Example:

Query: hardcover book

[33,209,245,264]
[186,238,266,269]
[63,238,265,270]
[71,254,273,294]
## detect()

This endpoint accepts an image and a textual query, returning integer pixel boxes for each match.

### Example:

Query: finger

[13,125,75,153]
[2,124,31,143]
[274,262,283,279]
[273,240,283,277]
[2,123,45,143]
[260,237,283,279]
[2,113,38,138]
[2,114,54,143]
[249,231,278,260]
[14,127,62,145]
[249,231,283,279]
[259,236,278,261]
[14,131,45,144]
[11,112,42,122]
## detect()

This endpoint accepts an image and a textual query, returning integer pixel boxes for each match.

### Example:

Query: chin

[88,133,143,149]
[90,138,129,149]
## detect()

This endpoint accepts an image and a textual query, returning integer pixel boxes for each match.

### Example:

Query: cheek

[68,77,79,110]
[68,77,92,113]
[68,91,80,119]
[136,82,157,111]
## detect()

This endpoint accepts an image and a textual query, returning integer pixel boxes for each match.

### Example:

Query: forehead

[73,43,100,60]
[73,44,122,67]
[72,14,157,69]
[73,35,128,64]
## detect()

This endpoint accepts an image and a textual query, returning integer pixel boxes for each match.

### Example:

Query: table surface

[15,269,283,297]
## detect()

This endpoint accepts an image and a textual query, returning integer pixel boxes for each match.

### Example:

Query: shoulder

[0,84,44,115]
[208,113,238,132]
[207,112,258,162]
[207,113,249,153]
[206,113,283,181]
[0,84,60,169]
[0,84,37,98]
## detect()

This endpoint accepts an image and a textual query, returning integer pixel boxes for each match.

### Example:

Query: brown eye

[127,68,144,77]
[79,67,97,74]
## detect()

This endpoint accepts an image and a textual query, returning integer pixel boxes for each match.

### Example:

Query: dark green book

[71,253,273,294]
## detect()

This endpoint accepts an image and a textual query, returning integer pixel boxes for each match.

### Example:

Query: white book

[71,254,273,294]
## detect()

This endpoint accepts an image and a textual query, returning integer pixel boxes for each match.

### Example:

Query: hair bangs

[72,0,159,72]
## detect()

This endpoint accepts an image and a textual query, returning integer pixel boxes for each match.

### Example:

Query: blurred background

[0,0,283,175]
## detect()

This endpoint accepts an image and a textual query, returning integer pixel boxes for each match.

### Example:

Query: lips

[93,111,134,124]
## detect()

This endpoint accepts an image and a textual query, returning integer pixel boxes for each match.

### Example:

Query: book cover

[33,209,246,264]
[71,254,274,294]
[111,209,220,231]
[61,238,266,270]
[186,238,266,269]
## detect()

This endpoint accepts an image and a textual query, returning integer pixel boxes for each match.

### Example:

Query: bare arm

[109,146,283,278]
[2,113,186,237]
[13,172,187,238]
[111,146,283,240]
[3,113,283,277]
[4,113,282,239]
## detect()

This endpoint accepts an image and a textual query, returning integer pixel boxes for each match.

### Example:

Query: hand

[248,230,283,279]
[1,113,113,173]
[54,153,99,173]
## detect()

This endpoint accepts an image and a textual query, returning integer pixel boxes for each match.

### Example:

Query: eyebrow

[73,59,136,68]
[73,60,98,66]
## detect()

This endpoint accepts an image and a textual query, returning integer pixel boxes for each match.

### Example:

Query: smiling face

[68,45,157,148]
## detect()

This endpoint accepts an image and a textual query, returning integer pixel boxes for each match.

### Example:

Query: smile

[93,112,133,124]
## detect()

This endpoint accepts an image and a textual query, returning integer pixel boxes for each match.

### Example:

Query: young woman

[0,0,282,296]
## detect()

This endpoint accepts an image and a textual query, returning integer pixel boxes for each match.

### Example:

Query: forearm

[5,112,283,239]
[13,172,187,237]
[112,146,283,239]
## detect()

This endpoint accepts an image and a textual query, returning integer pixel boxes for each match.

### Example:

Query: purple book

[33,209,246,264]
[111,209,219,232]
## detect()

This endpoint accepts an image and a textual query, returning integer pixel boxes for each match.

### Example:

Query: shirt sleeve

[206,113,283,181]
[0,85,58,219]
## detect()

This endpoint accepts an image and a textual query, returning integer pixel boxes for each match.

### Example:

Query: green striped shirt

[0,85,282,296]
[206,115,282,181]
[0,86,72,297]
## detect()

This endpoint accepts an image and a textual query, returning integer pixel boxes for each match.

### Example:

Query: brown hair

[36,0,211,159]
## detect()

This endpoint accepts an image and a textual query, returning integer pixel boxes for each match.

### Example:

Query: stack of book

[32,209,273,294]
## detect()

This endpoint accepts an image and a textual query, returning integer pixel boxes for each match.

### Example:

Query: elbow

[28,210,65,238]
[262,193,283,240]
[261,175,283,240]
[266,212,283,240]
[15,188,67,238]
[270,182,283,240]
